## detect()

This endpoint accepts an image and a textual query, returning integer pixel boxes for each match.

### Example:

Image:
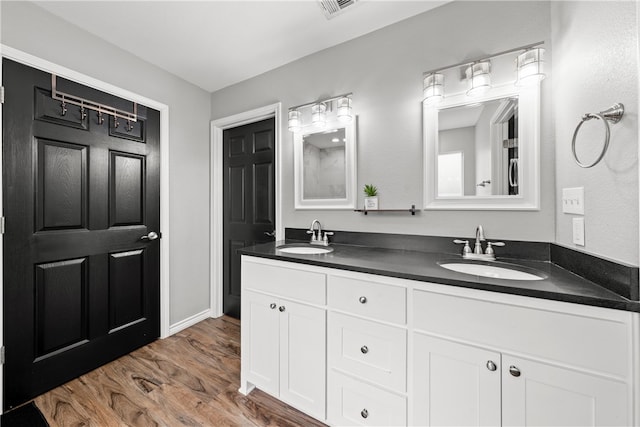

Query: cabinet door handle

[509,365,521,377]
[360,345,369,354]
[486,360,497,371]
[361,409,369,419]
[279,306,286,312]
[269,303,276,309]
[359,296,367,304]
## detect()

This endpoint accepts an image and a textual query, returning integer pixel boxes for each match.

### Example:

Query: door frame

[210,103,283,318]
[0,45,172,410]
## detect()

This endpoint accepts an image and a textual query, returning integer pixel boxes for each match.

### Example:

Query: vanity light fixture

[421,42,546,103]
[516,47,546,86]
[288,109,302,133]
[287,93,353,133]
[423,72,444,105]
[311,103,327,128]
[465,60,491,97]
[336,96,353,123]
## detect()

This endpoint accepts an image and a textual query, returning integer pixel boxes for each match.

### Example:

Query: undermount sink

[276,244,334,255]
[439,261,545,281]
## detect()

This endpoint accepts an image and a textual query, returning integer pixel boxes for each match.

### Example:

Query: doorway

[210,103,282,319]
[2,59,161,408]
[223,118,276,318]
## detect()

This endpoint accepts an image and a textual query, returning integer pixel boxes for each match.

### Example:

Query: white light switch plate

[562,187,584,215]
[573,217,585,246]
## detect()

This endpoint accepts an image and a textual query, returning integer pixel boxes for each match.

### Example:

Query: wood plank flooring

[33,316,327,427]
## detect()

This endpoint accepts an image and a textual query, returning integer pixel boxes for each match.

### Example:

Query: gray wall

[1,1,213,325]
[439,127,475,195]
[551,1,638,265]
[211,1,555,244]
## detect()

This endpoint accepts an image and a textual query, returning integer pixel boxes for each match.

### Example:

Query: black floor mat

[1,402,49,427]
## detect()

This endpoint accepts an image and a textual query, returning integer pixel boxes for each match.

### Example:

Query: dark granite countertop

[239,240,640,313]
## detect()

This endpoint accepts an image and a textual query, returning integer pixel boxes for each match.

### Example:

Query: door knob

[279,306,286,312]
[361,409,369,419]
[360,345,369,354]
[359,296,367,304]
[141,231,159,241]
[270,303,277,309]
[486,360,497,371]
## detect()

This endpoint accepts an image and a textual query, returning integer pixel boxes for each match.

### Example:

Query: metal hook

[97,110,105,125]
[60,98,67,117]
[113,116,120,129]
[125,120,134,132]
[80,105,87,120]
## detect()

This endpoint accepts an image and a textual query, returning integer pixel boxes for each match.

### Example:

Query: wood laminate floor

[33,316,327,427]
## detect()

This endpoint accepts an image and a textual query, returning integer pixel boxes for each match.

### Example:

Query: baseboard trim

[168,309,212,336]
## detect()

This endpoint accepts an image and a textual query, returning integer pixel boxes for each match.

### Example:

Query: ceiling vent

[317,0,359,19]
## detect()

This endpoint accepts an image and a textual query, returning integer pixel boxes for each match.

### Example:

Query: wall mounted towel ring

[571,103,624,168]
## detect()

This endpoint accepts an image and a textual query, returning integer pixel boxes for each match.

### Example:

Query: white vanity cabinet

[327,274,408,426]
[412,287,634,426]
[241,258,327,420]
[240,256,639,426]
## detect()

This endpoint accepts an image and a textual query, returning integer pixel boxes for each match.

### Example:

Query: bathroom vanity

[239,238,640,426]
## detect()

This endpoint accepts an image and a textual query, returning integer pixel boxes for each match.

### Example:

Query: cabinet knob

[360,345,369,354]
[486,360,497,371]
[278,306,286,312]
[359,296,367,304]
[269,303,276,309]
[509,365,521,377]
[361,409,369,419]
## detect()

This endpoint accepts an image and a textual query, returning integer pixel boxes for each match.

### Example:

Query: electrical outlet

[573,217,585,246]
[562,187,584,215]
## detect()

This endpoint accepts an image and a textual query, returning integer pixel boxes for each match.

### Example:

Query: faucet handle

[484,241,505,256]
[453,239,472,255]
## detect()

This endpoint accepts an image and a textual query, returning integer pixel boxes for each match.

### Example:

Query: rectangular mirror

[424,84,540,210]
[294,120,356,209]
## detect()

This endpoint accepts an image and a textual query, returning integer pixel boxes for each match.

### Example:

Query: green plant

[363,184,378,197]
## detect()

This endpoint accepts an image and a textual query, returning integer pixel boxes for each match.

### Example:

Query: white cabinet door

[279,299,326,419]
[413,334,501,426]
[502,355,629,426]
[244,290,280,396]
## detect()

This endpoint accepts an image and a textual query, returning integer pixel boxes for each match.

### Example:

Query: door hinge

[0,86,4,104]
[0,216,5,234]
[1,346,5,364]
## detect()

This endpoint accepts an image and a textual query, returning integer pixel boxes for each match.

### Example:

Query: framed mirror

[294,119,356,209]
[423,84,540,210]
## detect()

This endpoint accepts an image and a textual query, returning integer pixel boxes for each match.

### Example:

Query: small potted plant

[363,184,379,210]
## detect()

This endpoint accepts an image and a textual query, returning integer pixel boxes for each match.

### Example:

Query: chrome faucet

[474,225,485,254]
[307,219,333,246]
[453,225,505,261]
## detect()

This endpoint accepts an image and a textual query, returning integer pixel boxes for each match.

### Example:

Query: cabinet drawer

[328,275,406,324]
[413,289,631,378]
[242,258,326,305]
[328,370,407,426]
[329,312,407,392]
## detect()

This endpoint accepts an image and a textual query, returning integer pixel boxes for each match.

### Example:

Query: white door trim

[0,45,172,410]
[210,103,283,318]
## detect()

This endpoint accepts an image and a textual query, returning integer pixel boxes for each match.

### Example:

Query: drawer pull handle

[486,360,497,371]
[360,345,369,354]
[361,409,369,419]
[279,306,286,312]
[269,303,276,309]
[359,296,367,304]
[509,366,521,377]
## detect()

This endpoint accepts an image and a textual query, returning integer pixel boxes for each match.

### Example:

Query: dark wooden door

[223,118,275,318]
[2,59,160,409]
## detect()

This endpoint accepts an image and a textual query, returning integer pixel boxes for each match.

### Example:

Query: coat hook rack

[51,74,138,123]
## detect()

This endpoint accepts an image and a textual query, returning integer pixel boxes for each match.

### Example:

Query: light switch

[562,187,584,215]
[572,217,585,246]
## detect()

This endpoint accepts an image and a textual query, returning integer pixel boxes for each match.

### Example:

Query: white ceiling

[33,0,449,93]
